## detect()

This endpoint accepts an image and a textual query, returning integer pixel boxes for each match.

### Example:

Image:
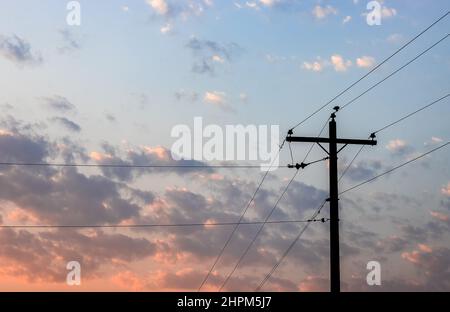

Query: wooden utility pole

[286,108,377,293]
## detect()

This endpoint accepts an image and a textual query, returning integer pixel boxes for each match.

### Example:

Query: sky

[0,0,449,291]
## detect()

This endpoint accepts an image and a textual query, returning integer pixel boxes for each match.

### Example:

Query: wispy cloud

[186,37,241,75]
[40,95,76,113]
[312,5,338,20]
[50,117,82,133]
[0,34,42,66]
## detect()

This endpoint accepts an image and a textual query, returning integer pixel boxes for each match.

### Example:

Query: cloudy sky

[0,0,449,291]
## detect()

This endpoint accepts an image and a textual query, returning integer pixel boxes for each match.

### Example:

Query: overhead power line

[254,142,449,291]
[255,200,328,291]
[218,167,307,291]
[340,142,449,195]
[0,162,286,169]
[0,219,320,229]
[339,34,449,112]
[197,141,285,291]
[339,93,450,182]
[289,11,449,131]
[372,93,450,134]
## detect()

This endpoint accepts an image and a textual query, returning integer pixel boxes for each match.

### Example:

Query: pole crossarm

[286,136,377,146]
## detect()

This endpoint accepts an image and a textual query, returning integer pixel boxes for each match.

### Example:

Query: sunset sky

[0,0,449,291]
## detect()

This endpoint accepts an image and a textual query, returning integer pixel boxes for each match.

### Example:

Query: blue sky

[0,0,449,291]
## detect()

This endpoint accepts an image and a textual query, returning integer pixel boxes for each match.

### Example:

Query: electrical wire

[255,200,328,291]
[288,11,449,131]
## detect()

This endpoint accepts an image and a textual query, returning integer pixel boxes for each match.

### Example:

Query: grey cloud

[283,180,328,217]
[174,89,199,102]
[0,130,50,163]
[105,113,116,122]
[51,117,81,132]
[58,29,81,53]
[0,34,43,65]
[41,95,76,113]
[93,143,213,182]
[341,159,385,182]
[185,38,242,75]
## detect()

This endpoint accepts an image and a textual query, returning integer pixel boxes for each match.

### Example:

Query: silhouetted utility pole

[286,107,377,293]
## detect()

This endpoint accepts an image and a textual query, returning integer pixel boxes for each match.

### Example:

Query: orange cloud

[441,182,450,196]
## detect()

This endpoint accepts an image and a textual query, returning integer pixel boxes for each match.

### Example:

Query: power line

[298,118,330,163]
[246,118,330,291]
[339,34,449,111]
[289,11,449,131]
[0,162,286,169]
[255,141,449,291]
[373,93,450,134]
[214,117,331,291]
[0,219,318,229]
[252,12,449,292]
[339,93,450,182]
[256,96,449,289]
[340,142,449,195]
[218,168,301,291]
[255,200,327,291]
[197,142,285,291]
[339,145,365,182]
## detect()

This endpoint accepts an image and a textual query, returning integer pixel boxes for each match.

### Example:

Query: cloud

[0,228,158,283]
[212,55,225,63]
[385,139,413,156]
[330,54,352,72]
[203,91,235,112]
[0,34,42,66]
[356,56,376,68]
[174,89,199,102]
[239,93,248,103]
[430,211,449,222]
[259,0,279,7]
[50,117,82,133]
[302,57,326,72]
[424,136,444,147]
[236,0,284,10]
[283,180,327,217]
[186,37,241,75]
[41,96,76,113]
[393,242,450,291]
[146,0,214,34]
[58,29,81,53]
[302,55,375,73]
[381,6,397,18]
[374,235,409,253]
[0,129,50,163]
[160,23,173,34]
[203,91,226,105]
[387,33,404,44]
[298,275,328,291]
[105,113,116,123]
[342,15,352,24]
[342,159,384,182]
[147,0,170,16]
[1,115,449,291]
[312,5,337,20]
[89,143,213,181]
[441,182,450,197]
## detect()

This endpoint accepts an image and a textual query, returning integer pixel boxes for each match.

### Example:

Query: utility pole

[286,107,377,293]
